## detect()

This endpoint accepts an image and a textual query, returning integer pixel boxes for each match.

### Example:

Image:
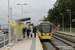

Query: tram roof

[38,21,51,25]
[16,17,31,23]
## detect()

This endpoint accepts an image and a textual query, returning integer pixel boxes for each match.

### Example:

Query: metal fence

[55,27,75,32]
[0,24,16,49]
[0,34,16,49]
[0,34,9,48]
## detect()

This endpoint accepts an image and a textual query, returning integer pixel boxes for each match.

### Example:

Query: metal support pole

[22,5,23,18]
[24,12,30,17]
[11,7,12,22]
[8,0,12,45]
[57,17,58,31]
[15,22,17,41]
[62,14,64,32]
[67,9,71,32]
[57,17,58,26]
[26,13,27,17]
[62,14,63,31]
[53,20,56,31]
[70,10,71,32]
[17,3,27,18]
[63,14,64,32]
[7,0,9,23]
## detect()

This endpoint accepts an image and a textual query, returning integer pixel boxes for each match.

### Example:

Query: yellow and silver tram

[38,21,52,39]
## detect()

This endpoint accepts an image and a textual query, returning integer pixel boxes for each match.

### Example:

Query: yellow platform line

[37,35,43,50]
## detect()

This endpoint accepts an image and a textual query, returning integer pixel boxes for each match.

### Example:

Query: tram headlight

[41,34,43,36]
[49,34,50,36]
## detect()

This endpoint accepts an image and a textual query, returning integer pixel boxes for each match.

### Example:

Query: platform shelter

[15,17,31,41]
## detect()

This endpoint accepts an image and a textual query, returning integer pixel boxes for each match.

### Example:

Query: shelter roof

[16,17,31,22]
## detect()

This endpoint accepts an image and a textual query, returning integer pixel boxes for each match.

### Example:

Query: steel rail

[41,40,60,50]
[52,36,75,49]
[49,40,60,50]
[53,33,75,43]
[41,42,47,50]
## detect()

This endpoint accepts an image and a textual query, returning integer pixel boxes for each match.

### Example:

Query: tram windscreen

[41,23,51,33]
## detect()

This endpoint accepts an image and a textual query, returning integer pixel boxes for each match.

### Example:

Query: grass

[60,28,75,33]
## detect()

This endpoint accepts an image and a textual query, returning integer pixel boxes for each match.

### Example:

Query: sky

[0,0,56,26]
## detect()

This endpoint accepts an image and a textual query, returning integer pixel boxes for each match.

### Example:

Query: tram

[38,21,52,39]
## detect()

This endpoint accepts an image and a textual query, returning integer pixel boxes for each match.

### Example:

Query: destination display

[41,23,50,25]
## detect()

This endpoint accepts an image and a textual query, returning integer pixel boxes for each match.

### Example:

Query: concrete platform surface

[10,38,32,50]
[4,34,43,50]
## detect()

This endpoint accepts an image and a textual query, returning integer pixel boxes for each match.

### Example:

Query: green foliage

[60,28,75,32]
[45,0,75,28]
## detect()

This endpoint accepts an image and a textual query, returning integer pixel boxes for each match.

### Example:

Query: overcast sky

[0,0,56,26]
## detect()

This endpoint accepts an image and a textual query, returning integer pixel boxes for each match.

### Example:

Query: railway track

[41,33,75,50]
[52,35,75,49]
[41,42,47,50]
[41,40,60,50]
[53,32,75,42]
[52,32,75,50]
[52,33,75,44]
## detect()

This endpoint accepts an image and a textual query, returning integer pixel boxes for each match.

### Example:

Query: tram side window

[38,26,41,32]
[38,26,40,31]
[50,25,52,32]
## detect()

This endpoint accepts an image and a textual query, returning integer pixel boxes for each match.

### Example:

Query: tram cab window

[41,25,50,33]
[40,23,52,33]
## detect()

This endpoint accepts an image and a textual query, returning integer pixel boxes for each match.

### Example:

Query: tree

[45,0,75,28]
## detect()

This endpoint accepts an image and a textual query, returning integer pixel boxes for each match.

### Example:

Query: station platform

[53,31,75,36]
[2,34,43,50]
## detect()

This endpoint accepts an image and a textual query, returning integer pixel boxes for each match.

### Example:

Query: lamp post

[24,12,30,17]
[60,13,64,32]
[55,16,58,26]
[53,20,55,24]
[10,7,12,22]
[55,16,58,31]
[17,3,27,18]
[0,24,1,29]
[53,20,56,31]
[8,0,12,45]
[67,9,71,32]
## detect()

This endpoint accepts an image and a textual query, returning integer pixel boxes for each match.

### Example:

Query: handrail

[0,34,6,36]
[0,34,16,49]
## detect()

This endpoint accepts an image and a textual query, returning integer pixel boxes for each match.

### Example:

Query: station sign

[26,22,31,24]
[11,21,16,28]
